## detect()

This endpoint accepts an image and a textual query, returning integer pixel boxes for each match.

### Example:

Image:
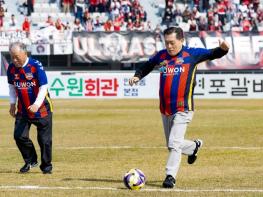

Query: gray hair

[9,42,27,53]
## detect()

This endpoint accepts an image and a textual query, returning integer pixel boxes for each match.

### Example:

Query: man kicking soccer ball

[129,26,229,188]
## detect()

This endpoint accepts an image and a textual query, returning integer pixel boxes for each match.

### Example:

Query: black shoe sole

[42,171,52,174]
[162,184,175,188]
[41,166,52,174]
[188,140,203,164]
[20,170,30,173]
[162,176,176,188]
[188,155,197,164]
[19,162,38,173]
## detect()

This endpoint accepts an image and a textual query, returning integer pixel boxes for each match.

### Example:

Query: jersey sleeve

[148,52,159,65]
[191,47,228,65]
[190,48,213,64]
[35,60,48,86]
[7,64,13,85]
[134,52,160,80]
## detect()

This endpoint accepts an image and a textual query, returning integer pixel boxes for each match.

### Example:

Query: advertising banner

[31,42,51,55]
[48,72,158,99]
[187,31,263,70]
[0,30,31,52]
[73,31,163,63]
[1,72,262,98]
[73,31,263,70]
[48,72,263,99]
[0,76,9,97]
[31,27,73,55]
[53,41,73,55]
[1,30,263,69]
[0,53,9,76]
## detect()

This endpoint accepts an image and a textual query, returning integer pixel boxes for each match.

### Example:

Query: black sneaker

[188,139,203,164]
[41,166,52,174]
[162,175,176,188]
[20,161,38,173]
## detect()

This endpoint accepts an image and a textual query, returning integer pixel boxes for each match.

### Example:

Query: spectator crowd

[0,0,156,33]
[163,0,263,32]
[0,0,263,34]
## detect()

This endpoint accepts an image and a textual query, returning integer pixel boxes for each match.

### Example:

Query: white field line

[1,146,262,150]
[56,146,263,150]
[60,146,263,150]
[0,185,262,192]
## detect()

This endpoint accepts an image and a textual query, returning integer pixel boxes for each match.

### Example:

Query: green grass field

[0,99,262,197]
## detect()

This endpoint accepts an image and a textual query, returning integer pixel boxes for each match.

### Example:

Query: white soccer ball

[123,168,146,190]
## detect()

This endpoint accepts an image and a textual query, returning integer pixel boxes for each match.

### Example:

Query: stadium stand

[161,0,263,32]
[2,0,159,32]
[1,0,262,33]
[0,0,263,70]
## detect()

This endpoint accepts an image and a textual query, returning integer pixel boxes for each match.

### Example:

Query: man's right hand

[129,77,140,86]
[9,104,16,118]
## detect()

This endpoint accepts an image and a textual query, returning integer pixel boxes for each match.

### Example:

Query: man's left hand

[28,104,39,113]
[219,40,230,51]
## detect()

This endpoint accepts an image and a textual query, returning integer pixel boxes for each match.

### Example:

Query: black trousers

[14,113,52,171]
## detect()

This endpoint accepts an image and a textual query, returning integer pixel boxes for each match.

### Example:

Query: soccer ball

[123,168,146,190]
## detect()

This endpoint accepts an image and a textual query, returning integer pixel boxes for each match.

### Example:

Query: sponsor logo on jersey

[158,61,167,73]
[25,72,33,80]
[177,101,184,107]
[176,57,184,64]
[159,59,186,75]
[14,74,19,80]
[160,66,185,75]
[14,81,37,89]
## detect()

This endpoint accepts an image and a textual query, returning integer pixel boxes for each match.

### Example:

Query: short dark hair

[163,26,184,40]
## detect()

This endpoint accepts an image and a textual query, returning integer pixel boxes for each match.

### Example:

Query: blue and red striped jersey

[7,58,53,118]
[134,46,228,115]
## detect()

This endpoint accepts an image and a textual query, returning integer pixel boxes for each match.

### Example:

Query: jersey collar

[22,57,29,68]
[167,45,184,58]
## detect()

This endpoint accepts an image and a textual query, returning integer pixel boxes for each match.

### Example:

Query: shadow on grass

[145,181,162,188]
[0,170,41,174]
[0,170,14,173]
[62,178,162,188]
[62,178,127,190]
[63,177,123,183]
